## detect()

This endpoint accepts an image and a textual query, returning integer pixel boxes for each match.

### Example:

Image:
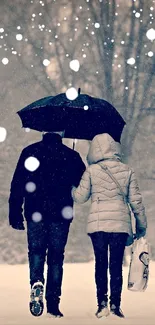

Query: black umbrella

[17,89,126,142]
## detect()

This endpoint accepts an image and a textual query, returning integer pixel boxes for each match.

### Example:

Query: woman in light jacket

[72,133,147,319]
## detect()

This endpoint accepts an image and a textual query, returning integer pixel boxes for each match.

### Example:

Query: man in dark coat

[8,131,85,318]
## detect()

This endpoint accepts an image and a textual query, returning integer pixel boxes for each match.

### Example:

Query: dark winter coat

[8,133,85,226]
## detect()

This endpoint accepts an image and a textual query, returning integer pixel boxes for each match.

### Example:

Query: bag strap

[98,163,128,204]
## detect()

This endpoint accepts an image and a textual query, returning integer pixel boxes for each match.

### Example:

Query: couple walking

[8,131,147,319]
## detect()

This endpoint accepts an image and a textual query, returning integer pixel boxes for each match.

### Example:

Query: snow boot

[47,305,63,318]
[95,301,110,318]
[29,281,44,317]
[110,304,125,318]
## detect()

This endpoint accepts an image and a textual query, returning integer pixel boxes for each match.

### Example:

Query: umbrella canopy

[17,90,126,142]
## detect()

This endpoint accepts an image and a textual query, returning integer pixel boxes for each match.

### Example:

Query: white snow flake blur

[61,206,73,220]
[94,22,100,28]
[25,128,31,132]
[2,58,9,65]
[135,12,141,18]
[0,127,7,142]
[24,157,40,172]
[146,28,155,41]
[43,59,50,66]
[66,87,78,100]
[127,57,136,65]
[84,105,89,110]
[32,212,42,222]
[69,59,80,72]
[25,182,36,193]
[16,34,23,41]
[148,51,154,57]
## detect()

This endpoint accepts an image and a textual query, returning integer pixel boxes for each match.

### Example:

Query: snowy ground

[0,261,154,325]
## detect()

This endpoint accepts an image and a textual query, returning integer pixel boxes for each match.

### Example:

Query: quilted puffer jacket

[72,133,147,245]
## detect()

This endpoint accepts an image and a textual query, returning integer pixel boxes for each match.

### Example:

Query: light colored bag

[128,237,149,292]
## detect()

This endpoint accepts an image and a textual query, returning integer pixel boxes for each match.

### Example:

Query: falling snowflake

[43,59,50,66]
[148,51,154,57]
[62,206,73,220]
[0,28,4,33]
[146,28,155,41]
[32,212,42,222]
[24,157,40,172]
[127,57,135,65]
[25,182,36,193]
[69,60,80,72]
[2,58,9,65]
[94,23,100,28]
[84,105,89,110]
[135,12,140,18]
[0,127,7,142]
[16,34,23,41]
[66,87,78,100]
[25,128,30,132]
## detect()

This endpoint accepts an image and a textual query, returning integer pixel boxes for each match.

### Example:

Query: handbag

[128,237,149,291]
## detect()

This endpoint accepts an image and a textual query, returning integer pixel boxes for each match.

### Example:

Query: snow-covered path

[0,261,154,325]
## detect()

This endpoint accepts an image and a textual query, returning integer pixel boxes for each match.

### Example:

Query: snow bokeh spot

[43,59,50,66]
[0,127,7,142]
[84,105,89,110]
[127,57,135,65]
[148,51,154,57]
[146,28,155,41]
[62,206,73,220]
[25,182,36,193]
[24,157,40,172]
[32,212,42,222]
[2,58,9,65]
[135,12,140,18]
[69,60,80,72]
[25,128,31,132]
[16,34,23,41]
[66,87,78,100]
[94,23,100,28]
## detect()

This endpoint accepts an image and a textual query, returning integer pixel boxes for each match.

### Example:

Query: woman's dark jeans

[90,231,127,307]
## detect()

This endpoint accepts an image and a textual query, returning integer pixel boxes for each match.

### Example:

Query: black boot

[110,304,125,318]
[29,281,44,317]
[95,301,110,318]
[46,301,63,318]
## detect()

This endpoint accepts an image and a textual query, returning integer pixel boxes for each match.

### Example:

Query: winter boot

[29,281,44,317]
[95,301,110,318]
[110,304,125,318]
[46,301,63,318]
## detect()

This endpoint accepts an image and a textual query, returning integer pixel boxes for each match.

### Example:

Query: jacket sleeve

[128,169,147,232]
[72,152,86,187]
[8,150,25,226]
[72,167,91,204]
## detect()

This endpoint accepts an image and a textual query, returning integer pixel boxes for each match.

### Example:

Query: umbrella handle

[73,139,76,150]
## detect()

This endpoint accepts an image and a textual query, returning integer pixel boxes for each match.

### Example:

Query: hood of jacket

[87,133,122,165]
